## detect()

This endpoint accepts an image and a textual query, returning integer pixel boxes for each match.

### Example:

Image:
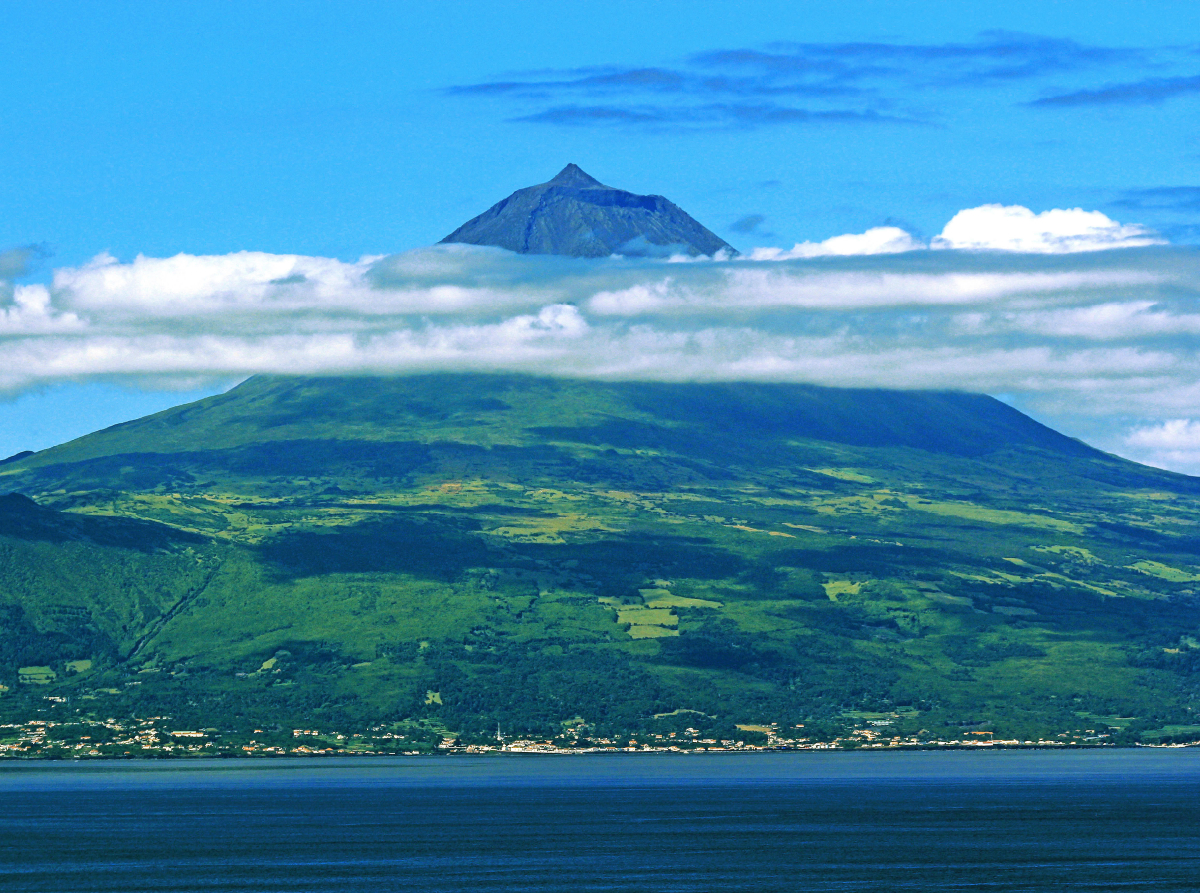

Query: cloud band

[2,205,1196,472]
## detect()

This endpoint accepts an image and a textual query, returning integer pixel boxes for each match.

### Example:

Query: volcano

[441,164,736,258]
[3,373,1200,749]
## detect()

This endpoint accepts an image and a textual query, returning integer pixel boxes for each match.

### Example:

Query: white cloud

[588,269,1161,314]
[1125,419,1200,476]
[954,301,1200,339]
[1128,419,1200,450]
[747,227,923,260]
[53,250,381,316]
[496,303,589,339]
[740,206,1162,260]
[48,247,578,322]
[931,205,1164,253]
[5,239,1200,475]
[0,284,83,333]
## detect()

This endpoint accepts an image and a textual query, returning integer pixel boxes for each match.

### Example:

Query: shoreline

[2,740,1198,761]
[3,749,1200,791]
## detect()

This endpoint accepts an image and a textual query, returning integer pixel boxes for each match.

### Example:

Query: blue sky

[3,1,1200,472]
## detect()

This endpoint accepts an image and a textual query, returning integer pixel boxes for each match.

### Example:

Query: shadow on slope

[615,382,1100,458]
[259,516,492,581]
[0,493,205,551]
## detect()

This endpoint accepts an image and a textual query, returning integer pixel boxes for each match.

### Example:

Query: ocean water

[1,751,1199,892]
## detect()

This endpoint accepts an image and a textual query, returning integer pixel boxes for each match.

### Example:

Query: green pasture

[1,373,1199,743]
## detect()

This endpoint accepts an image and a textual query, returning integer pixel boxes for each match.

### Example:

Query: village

[0,701,1130,758]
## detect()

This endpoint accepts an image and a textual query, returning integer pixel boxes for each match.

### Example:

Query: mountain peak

[547,163,604,187]
[441,166,737,258]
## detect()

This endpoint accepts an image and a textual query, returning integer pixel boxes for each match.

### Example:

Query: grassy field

[1,373,1198,746]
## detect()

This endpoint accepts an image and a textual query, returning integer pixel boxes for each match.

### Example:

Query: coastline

[7,713,1179,758]
[1,738,1197,761]
[3,748,1200,789]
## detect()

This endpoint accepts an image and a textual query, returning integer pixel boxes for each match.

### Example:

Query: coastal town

[0,704,1144,758]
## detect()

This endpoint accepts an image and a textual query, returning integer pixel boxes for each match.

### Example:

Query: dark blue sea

[2,751,1199,892]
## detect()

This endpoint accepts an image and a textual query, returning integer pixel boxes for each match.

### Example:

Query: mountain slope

[2,374,1199,749]
[441,164,736,257]
[1,375,1118,465]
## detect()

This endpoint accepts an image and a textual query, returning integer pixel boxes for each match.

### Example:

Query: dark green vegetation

[441,164,736,257]
[2,374,1200,749]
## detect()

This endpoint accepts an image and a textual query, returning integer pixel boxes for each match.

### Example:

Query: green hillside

[2,374,1199,752]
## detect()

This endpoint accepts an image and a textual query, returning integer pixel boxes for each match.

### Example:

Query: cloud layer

[2,206,1198,474]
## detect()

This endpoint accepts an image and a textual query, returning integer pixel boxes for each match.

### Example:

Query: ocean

[1,750,1198,892]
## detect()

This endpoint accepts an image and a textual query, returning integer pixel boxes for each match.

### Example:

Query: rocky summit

[441,164,736,258]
